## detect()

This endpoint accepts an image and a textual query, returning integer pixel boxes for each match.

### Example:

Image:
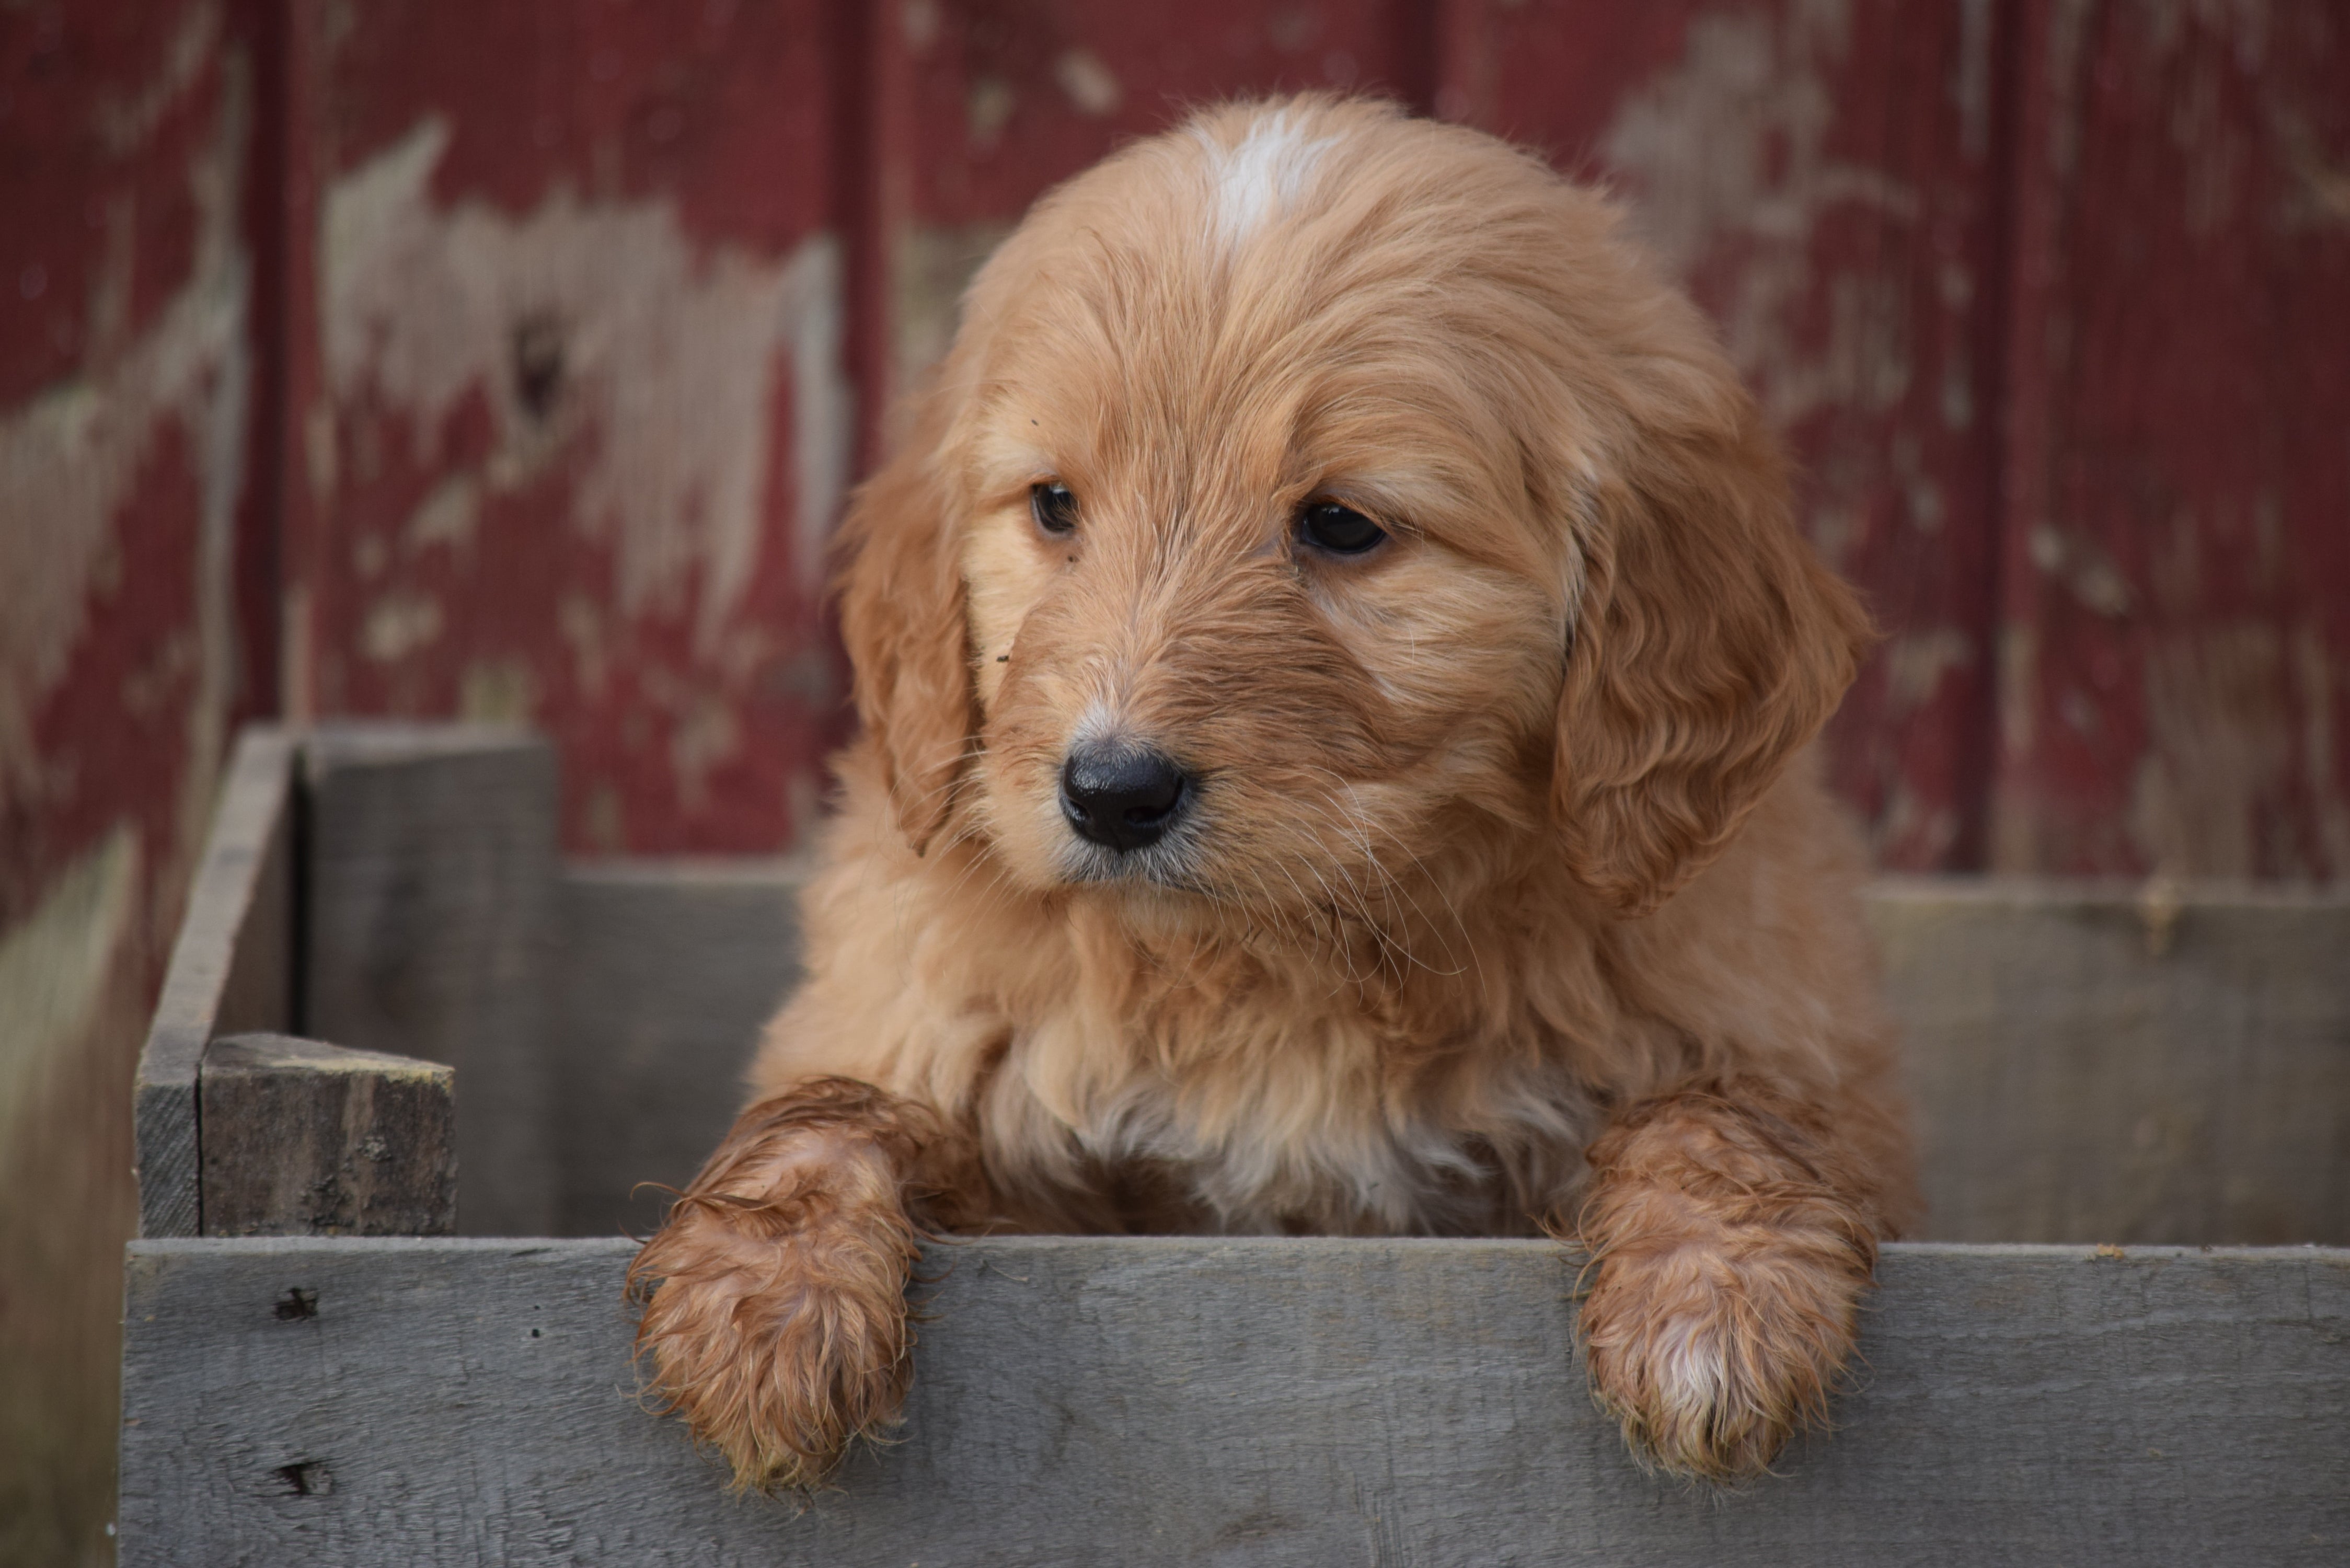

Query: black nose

[1059,743,1191,852]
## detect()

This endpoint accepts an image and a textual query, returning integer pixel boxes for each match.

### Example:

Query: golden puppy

[629,94,1914,1491]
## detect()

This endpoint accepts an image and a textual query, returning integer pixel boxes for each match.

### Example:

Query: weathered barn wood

[303,722,559,1236]
[117,1235,2350,1567]
[113,723,2350,1561]
[551,858,807,1237]
[135,728,297,1240]
[282,0,858,854]
[135,723,2350,1251]
[1992,0,2350,880]
[536,856,2350,1248]
[199,1033,456,1238]
[1871,878,2350,1245]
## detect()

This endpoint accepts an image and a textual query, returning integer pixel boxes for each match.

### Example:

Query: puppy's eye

[1030,481,1078,537]
[1297,501,1387,556]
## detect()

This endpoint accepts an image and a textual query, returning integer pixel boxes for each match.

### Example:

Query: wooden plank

[550,860,807,1238]
[118,1236,2350,1566]
[1869,879,2350,1246]
[289,0,858,853]
[135,728,297,1239]
[302,722,558,1237]
[199,1033,455,1238]
[537,866,2349,1247]
[1990,1,2350,878]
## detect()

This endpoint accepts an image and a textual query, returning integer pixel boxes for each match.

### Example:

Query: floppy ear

[833,415,977,855]
[1552,411,1871,917]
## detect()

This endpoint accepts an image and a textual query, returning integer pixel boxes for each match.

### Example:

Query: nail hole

[276,1460,333,1496]
[512,313,566,419]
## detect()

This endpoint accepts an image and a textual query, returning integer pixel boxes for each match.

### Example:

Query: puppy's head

[839,97,1866,924]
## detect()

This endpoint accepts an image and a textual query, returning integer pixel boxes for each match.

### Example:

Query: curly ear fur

[1555,410,1871,917]
[834,407,977,854]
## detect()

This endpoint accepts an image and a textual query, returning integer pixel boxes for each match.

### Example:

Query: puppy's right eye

[1030,482,1078,537]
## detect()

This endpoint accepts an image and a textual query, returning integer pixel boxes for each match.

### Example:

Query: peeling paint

[321,120,850,640]
[360,593,444,663]
[2133,626,2293,876]
[458,660,537,724]
[1884,629,1975,718]
[0,29,248,842]
[1054,49,1123,117]
[1600,0,1920,428]
[92,2,222,157]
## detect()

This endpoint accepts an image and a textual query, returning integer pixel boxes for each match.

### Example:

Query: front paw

[628,1193,920,1492]
[1578,1244,1865,1482]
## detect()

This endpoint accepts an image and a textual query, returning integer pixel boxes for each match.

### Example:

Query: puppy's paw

[1578,1245,1864,1482]
[628,1189,919,1493]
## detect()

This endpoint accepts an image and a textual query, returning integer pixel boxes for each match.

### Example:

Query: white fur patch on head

[1192,109,1343,249]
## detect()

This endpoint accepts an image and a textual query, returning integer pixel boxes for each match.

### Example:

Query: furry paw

[628,1185,920,1492]
[1578,1244,1865,1482]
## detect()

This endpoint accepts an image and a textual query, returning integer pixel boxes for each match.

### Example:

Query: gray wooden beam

[534,869,2350,1245]
[135,728,296,1239]
[302,723,559,1237]
[117,1236,2350,1566]
[199,1034,456,1237]
[1868,878,2350,1244]
[550,859,807,1237]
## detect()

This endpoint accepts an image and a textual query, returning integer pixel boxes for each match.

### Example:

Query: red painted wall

[244,0,2350,879]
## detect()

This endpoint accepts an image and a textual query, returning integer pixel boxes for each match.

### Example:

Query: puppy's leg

[626,1077,969,1492]
[1575,1079,1893,1482]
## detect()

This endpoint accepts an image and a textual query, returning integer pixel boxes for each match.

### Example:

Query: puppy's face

[953,262,1561,914]
[844,99,1867,926]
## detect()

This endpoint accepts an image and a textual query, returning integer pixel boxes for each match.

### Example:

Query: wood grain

[1992,0,2350,878]
[135,728,297,1239]
[532,864,2350,1246]
[550,860,805,1238]
[118,1235,2350,1566]
[1870,878,2350,1245]
[200,1033,456,1238]
[302,722,559,1237]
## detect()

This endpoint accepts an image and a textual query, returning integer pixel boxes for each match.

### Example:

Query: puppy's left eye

[1297,502,1388,556]
[1031,481,1079,536]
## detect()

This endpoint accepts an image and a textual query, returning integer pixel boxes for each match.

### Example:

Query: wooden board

[200,1033,456,1238]
[550,860,806,1237]
[281,0,857,853]
[1870,879,2350,1245]
[532,864,2350,1247]
[117,1235,2350,1566]
[135,727,297,1239]
[302,722,559,1236]
[1991,0,2350,880]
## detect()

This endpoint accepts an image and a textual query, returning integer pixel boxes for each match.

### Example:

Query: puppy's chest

[1029,1017,1591,1237]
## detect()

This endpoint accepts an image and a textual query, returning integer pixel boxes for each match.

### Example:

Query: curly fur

[629,94,1916,1491]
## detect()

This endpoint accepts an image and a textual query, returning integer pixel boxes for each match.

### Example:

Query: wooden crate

[119,725,2350,1565]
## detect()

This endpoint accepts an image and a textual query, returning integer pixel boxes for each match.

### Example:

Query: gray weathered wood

[534,867,2350,1245]
[550,860,807,1237]
[1868,878,2350,1244]
[117,1236,2350,1566]
[135,728,296,1238]
[200,1034,456,1237]
[303,723,559,1237]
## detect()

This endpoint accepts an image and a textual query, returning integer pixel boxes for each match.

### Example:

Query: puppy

[629,95,1914,1491]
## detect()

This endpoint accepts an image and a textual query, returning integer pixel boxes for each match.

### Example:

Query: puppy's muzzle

[1059,741,1192,853]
